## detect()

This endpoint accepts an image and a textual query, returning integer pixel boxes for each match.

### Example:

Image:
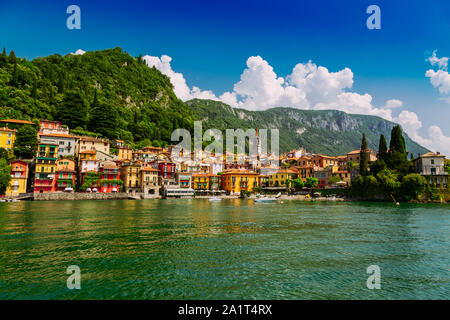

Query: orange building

[55,158,76,192]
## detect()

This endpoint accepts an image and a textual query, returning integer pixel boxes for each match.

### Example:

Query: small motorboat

[209,197,222,202]
[328,196,336,201]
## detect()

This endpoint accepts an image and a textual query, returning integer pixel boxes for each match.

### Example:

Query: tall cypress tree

[389,125,406,154]
[8,50,16,64]
[378,134,387,161]
[360,133,369,177]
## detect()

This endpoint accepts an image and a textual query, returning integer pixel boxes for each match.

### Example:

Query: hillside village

[1,118,448,200]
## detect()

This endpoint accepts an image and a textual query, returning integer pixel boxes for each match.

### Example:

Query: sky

[1,0,449,155]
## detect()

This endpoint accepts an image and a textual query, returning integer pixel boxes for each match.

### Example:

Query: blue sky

[1,0,449,153]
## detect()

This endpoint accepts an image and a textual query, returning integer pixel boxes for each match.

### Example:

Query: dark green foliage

[360,133,369,177]
[389,125,406,154]
[0,47,194,147]
[399,174,426,200]
[57,90,88,129]
[305,177,319,189]
[0,158,11,195]
[369,159,387,176]
[13,125,38,159]
[386,151,412,175]
[291,177,304,190]
[445,159,450,174]
[378,134,387,161]
[186,99,428,155]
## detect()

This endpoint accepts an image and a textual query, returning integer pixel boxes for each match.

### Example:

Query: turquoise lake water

[0,199,448,299]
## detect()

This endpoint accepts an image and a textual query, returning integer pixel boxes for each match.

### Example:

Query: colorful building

[176,172,192,189]
[76,136,110,156]
[0,127,16,152]
[269,168,298,187]
[221,170,260,194]
[39,120,63,133]
[55,158,76,192]
[118,145,133,161]
[140,165,159,195]
[99,163,121,193]
[6,160,28,195]
[34,143,58,193]
[39,133,78,158]
[192,174,210,190]
[119,161,141,194]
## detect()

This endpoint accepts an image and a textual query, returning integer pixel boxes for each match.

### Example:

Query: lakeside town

[1,118,448,201]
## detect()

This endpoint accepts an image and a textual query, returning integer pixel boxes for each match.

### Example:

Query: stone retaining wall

[33,192,131,201]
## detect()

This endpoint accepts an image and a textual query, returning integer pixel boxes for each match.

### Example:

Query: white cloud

[427,50,448,70]
[71,49,86,55]
[142,54,219,102]
[426,51,450,99]
[396,110,450,157]
[383,99,403,109]
[140,51,448,154]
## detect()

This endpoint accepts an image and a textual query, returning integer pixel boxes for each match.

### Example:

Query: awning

[112,188,118,192]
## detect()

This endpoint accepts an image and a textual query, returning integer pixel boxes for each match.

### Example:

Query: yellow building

[140,165,160,195]
[0,127,16,152]
[269,168,298,187]
[119,161,141,193]
[118,145,133,161]
[34,143,58,193]
[221,170,259,194]
[192,174,210,190]
[6,160,28,195]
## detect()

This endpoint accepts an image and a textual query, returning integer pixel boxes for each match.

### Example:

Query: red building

[158,162,176,179]
[99,164,121,193]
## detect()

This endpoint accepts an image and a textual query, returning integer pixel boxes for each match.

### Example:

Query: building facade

[414,152,448,188]
[6,160,28,195]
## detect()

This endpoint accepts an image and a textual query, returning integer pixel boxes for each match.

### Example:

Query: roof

[347,149,374,155]
[221,169,259,175]
[77,136,109,143]
[141,166,158,172]
[0,119,34,125]
[0,127,17,132]
[418,152,445,158]
[275,168,298,174]
[101,164,119,170]
[39,133,76,139]
[40,119,61,124]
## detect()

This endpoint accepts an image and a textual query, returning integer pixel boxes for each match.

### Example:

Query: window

[431,159,435,165]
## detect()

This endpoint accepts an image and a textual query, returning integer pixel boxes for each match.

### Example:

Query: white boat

[328,196,336,201]
[255,197,277,203]
[209,197,222,202]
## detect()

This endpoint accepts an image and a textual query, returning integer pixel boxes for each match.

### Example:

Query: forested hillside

[0,47,194,147]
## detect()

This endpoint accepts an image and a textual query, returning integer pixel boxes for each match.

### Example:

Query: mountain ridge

[186,98,429,156]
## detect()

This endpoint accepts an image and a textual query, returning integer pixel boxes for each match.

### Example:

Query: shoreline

[2,192,448,204]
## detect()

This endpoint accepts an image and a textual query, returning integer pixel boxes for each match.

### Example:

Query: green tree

[88,98,119,138]
[444,159,450,174]
[360,133,369,177]
[389,125,406,154]
[328,175,341,185]
[399,174,426,200]
[291,178,304,191]
[305,177,319,194]
[8,50,16,64]
[378,134,387,161]
[0,159,11,195]
[56,90,88,129]
[13,125,38,159]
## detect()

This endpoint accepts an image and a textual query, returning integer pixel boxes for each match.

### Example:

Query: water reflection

[0,200,448,299]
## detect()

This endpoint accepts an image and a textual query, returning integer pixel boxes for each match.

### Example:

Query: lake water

[0,199,448,299]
